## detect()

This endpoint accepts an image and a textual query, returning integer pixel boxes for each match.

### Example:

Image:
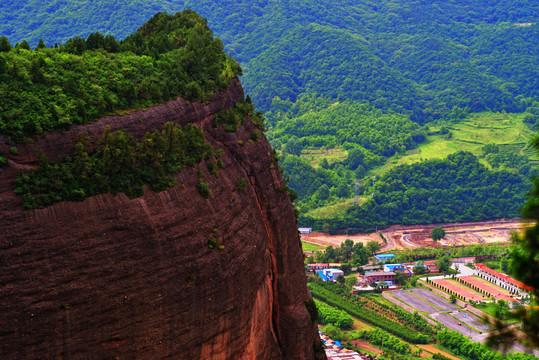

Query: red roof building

[476,263,533,296]
[365,271,396,283]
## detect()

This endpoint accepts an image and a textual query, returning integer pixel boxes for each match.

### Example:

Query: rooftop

[476,263,533,291]
[366,271,396,277]
[361,265,382,270]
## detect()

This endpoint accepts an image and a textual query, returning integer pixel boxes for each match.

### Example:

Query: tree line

[299,152,530,232]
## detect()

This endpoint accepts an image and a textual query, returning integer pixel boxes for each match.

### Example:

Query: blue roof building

[374,254,395,263]
[298,227,312,234]
[383,263,403,272]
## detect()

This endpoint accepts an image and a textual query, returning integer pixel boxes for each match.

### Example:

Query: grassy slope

[305,111,536,220]
[301,241,324,252]
[374,111,536,177]
[301,147,348,168]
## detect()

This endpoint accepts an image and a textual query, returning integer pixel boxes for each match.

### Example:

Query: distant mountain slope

[2,0,538,119]
[0,0,179,47]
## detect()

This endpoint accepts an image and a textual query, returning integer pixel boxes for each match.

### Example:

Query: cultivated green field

[301,241,324,252]
[304,111,536,220]
[305,198,364,219]
[301,147,348,168]
[373,111,536,177]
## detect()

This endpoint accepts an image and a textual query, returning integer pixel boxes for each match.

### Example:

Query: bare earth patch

[350,340,383,355]
[418,345,462,360]
[302,219,528,250]
[301,232,382,248]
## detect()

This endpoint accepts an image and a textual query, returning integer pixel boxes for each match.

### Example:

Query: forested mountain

[2,0,538,230]
[3,1,538,118]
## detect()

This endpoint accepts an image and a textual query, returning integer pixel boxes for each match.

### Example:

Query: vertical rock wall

[0,80,325,359]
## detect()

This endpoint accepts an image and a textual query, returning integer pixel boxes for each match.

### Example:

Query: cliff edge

[0,78,325,359]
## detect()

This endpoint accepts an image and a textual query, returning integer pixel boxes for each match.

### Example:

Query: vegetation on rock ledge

[15,122,215,209]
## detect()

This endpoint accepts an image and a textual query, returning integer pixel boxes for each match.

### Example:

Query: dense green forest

[3,1,537,117]
[2,1,539,228]
[300,152,531,232]
[0,10,240,140]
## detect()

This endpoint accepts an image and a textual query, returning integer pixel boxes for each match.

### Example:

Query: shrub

[208,236,224,249]
[207,161,219,176]
[15,123,216,209]
[213,100,257,132]
[196,181,212,198]
[250,130,261,142]
[236,177,247,192]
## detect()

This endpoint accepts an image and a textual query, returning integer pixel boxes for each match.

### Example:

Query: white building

[298,227,313,234]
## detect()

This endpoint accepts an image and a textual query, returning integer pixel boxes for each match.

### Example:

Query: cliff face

[0,79,325,359]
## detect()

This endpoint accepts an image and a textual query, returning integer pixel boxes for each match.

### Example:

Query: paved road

[451,262,477,276]
[401,234,419,247]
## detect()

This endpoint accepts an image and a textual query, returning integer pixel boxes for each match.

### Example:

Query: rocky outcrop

[0,80,325,359]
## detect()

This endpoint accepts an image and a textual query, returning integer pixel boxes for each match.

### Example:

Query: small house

[365,271,396,283]
[383,263,403,272]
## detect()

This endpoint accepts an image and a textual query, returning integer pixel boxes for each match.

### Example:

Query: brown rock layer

[0,80,325,359]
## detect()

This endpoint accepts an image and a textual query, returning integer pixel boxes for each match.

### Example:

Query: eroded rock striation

[0,79,325,359]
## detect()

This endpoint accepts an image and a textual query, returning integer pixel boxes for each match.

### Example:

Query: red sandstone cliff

[0,79,325,359]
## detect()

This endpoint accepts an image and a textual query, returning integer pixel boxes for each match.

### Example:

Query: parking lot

[409,288,458,311]
[433,313,479,334]
[387,288,492,338]
[450,310,491,332]
[390,290,438,313]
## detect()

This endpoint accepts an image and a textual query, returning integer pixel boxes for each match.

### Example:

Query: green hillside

[281,108,537,231]
[2,1,539,229]
[2,1,538,117]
